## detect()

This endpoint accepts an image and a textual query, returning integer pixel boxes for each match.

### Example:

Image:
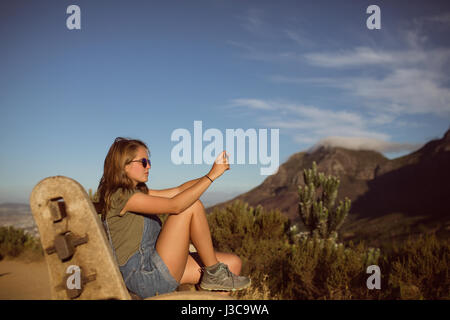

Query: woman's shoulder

[111,187,135,197]
[105,187,142,219]
[110,187,140,205]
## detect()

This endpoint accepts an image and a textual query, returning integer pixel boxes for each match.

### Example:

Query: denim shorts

[118,215,179,298]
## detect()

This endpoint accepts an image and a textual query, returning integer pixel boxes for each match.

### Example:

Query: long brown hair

[97,137,149,221]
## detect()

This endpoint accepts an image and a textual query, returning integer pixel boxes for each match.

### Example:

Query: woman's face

[124,146,150,187]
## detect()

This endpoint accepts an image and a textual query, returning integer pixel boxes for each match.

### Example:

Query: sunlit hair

[97,137,149,221]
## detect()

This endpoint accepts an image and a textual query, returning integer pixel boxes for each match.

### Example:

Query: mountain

[351,129,450,219]
[208,145,390,223]
[208,129,450,245]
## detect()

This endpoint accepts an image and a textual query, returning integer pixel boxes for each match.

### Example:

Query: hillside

[208,129,450,245]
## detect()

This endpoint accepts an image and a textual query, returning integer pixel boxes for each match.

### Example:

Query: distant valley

[0,203,39,238]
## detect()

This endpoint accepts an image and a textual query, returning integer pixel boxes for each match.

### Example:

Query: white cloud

[230,98,275,110]
[227,8,450,154]
[235,8,267,36]
[305,67,450,116]
[309,136,423,154]
[230,98,393,150]
[422,13,450,26]
[284,29,314,47]
[230,98,424,154]
[273,46,450,117]
[304,47,427,68]
[234,12,450,119]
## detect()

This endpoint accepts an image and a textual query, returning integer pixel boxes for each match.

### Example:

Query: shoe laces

[218,263,230,274]
[201,263,235,288]
[218,263,234,288]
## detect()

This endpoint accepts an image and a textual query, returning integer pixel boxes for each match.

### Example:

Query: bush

[207,200,449,300]
[0,226,43,260]
[298,161,350,240]
[277,234,385,299]
[207,200,292,298]
[380,233,449,299]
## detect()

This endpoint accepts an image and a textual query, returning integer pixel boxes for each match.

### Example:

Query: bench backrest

[30,176,132,300]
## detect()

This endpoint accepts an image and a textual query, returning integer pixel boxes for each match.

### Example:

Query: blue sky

[1,0,449,206]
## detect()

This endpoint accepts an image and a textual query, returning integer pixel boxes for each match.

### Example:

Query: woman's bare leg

[180,251,243,285]
[156,200,219,282]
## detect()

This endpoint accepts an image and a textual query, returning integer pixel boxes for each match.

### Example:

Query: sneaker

[199,262,251,291]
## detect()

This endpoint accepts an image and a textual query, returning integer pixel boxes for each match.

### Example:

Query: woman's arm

[177,177,203,193]
[148,177,203,198]
[122,151,229,216]
[121,177,212,215]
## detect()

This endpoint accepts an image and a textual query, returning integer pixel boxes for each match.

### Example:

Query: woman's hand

[207,151,230,181]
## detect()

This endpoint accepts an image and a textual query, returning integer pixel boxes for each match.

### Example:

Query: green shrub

[380,233,449,299]
[207,200,449,300]
[0,226,43,260]
[207,200,378,299]
[207,200,292,298]
[279,235,383,299]
[298,161,350,240]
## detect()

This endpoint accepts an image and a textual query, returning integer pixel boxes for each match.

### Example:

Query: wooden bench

[30,175,231,300]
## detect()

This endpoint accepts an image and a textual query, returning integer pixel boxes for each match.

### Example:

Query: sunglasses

[129,158,151,168]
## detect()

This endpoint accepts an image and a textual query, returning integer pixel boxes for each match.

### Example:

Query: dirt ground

[0,257,248,300]
[0,258,51,300]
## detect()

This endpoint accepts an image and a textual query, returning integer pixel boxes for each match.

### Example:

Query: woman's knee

[218,253,242,275]
[178,199,204,216]
[192,199,205,211]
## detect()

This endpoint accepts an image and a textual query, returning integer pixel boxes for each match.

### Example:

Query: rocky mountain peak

[209,129,450,226]
[443,128,450,141]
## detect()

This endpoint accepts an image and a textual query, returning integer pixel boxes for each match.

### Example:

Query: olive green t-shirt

[106,188,145,266]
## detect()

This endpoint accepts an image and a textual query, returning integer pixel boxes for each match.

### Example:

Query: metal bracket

[45,232,89,261]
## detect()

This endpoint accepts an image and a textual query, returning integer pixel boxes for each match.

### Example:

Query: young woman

[97,137,250,298]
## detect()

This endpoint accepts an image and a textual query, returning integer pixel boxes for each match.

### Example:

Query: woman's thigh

[156,209,194,282]
[180,251,242,285]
